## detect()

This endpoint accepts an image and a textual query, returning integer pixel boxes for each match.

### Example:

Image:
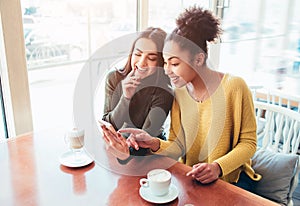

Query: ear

[194,53,205,66]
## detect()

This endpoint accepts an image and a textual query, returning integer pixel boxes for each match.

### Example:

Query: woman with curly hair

[102,6,261,191]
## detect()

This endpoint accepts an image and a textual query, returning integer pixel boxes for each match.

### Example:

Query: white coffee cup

[140,169,171,196]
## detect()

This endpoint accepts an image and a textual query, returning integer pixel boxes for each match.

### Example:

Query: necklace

[192,90,208,103]
[186,84,208,103]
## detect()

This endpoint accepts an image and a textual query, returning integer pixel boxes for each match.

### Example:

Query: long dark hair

[118,27,167,76]
[166,6,222,58]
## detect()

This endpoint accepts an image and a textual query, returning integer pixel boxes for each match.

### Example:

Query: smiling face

[163,40,197,88]
[130,38,159,79]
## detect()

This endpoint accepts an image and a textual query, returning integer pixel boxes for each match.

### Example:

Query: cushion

[251,147,299,205]
[256,117,265,136]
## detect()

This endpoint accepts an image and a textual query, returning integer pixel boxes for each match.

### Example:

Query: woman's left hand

[186,162,221,184]
[101,125,130,160]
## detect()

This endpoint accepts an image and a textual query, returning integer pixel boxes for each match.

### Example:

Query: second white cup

[140,169,171,196]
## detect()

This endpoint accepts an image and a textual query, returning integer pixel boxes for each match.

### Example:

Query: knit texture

[155,73,261,183]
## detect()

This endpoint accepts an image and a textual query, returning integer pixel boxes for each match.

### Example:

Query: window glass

[222,0,259,41]
[263,0,288,36]
[22,0,136,68]
[219,0,300,85]
[287,0,300,73]
[148,0,210,33]
[21,0,136,131]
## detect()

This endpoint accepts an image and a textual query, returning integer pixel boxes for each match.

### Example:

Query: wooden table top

[0,129,279,206]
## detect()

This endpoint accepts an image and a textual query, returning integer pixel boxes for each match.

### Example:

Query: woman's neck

[187,68,223,102]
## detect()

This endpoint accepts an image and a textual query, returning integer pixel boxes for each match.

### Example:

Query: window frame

[0,0,33,137]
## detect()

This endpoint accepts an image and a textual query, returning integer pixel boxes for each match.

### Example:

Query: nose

[164,62,172,75]
[137,54,147,67]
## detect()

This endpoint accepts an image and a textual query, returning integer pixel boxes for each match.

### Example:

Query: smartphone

[98,119,120,141]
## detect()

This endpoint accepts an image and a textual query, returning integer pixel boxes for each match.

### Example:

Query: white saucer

[139,184,178,204]
[59,150,93,168]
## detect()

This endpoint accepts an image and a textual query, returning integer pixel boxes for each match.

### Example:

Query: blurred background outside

[1,0,300,139]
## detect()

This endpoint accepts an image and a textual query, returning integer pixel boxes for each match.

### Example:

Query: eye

[171,63,179,66]
[148,57,157,61]
[134,52,141,56]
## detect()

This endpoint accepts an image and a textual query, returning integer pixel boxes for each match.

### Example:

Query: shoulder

[222,74,253,104]
[105,69,120,81]
[222,74,250,93]
[223,74,247,87]
[105,69,124,87]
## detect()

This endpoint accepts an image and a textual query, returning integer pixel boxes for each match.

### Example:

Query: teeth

[136,65,147,72]
[170,76,179,81]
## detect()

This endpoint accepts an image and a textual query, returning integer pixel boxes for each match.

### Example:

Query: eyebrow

[135,48,158,56]
[165,56,180,61]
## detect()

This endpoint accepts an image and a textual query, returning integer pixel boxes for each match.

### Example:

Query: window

[148,0,210,33]
[219,0,300,83]
[21,0,137,131]
[1,0,299,135]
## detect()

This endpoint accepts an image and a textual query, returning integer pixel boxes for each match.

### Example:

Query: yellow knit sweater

[154,74,261,183]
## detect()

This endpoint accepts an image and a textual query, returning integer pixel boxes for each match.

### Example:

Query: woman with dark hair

[102,27,174,162]
[102,6,261,191]
[156,7,261,189]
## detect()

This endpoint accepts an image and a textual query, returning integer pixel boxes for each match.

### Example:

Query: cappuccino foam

[149,170,170,182]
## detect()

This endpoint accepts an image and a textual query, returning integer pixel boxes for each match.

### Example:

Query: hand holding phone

[99,120,131,161]
[98,119,117,134]
[98,119,122,143]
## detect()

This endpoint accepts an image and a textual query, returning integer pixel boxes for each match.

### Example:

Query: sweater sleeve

[214,79,257,177]
[153,99,186,160]
[102,71,131,130]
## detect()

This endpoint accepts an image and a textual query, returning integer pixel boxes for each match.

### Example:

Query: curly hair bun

[176,6,222,44]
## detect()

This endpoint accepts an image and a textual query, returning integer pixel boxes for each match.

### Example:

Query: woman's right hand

[121,69,141,99]
[119,128,160,152]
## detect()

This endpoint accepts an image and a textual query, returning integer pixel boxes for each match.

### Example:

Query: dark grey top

[102,68,174,140]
